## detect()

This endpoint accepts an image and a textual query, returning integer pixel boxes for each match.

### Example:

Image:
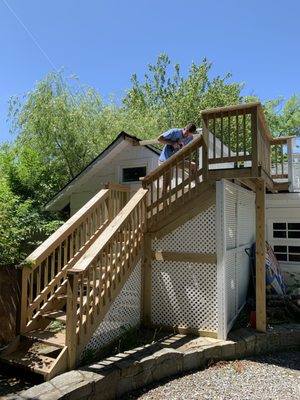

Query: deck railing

[66,188,147,368]
[201,104,255,169]
[201,102,294,184]
[20,184,130,333]
[141,135,204,228]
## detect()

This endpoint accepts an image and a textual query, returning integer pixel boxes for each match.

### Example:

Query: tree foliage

[123,54,244,134]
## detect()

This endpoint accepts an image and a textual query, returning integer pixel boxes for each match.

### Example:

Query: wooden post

[19,267,29,334]
[142,233,152,326]
[201,115,209,181]
[287,138,294,192]
[255,179,266,332]
[66,272,79,370]
[251,107,259,177]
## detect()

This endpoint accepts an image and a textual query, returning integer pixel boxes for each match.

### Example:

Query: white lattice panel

[152,205,216,254]
[152,261,218,332]
[82,261,142,357]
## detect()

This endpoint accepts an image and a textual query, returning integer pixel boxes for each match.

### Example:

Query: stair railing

[20,185,130,333]
[141,135,204,228]
[66,188,147,368]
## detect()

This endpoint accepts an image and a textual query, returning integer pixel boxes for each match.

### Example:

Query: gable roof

[45,131,160,211]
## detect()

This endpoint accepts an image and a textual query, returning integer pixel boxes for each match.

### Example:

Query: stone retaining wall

[14,324,300,400]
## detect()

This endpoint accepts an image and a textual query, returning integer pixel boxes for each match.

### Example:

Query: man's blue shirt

[159,128,194,162]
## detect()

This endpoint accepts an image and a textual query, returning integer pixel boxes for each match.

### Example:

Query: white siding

[266,193,300,289]
[69,141,159,215]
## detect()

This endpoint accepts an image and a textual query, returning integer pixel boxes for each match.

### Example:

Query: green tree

[7,72,117,202]
[122,54,244,134]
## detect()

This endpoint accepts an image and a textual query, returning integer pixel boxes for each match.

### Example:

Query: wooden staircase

[0,102,295,380]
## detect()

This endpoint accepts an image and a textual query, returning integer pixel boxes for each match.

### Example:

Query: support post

[201,115,209,181]
[255,179,266,332]
[142,233,152,326]
[66,272,79,370]
[287,138,294,192]
[19,267,29,334]
[251,107,259,177]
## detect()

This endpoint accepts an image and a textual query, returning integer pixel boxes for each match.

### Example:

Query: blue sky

[0,0,299,144]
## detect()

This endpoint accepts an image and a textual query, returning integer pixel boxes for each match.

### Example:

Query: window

[273,222,300,239]
[272,222,300,262]
[122,166,146,183]
[273,245,300,262]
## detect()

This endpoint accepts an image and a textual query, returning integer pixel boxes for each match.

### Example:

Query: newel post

[66,271,79,370]
[201,114,209,181]
[251,107,259,177]
[19,266,29,334]
[287,137,295,192]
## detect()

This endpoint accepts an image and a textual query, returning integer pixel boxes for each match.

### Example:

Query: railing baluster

[243,110,246,157]
[220,113,224,160]
[228,115,231,158]
[188,153,192,195]
[44,258,49,288]
[21,185,129,333]
[280,144,284,175]
[236,111,239,164]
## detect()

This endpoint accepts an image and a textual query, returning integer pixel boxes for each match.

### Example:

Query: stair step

[23,329,66,348]
[40,310,67,323]
[0,337,61,376]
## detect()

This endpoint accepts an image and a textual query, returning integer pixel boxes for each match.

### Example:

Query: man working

[157,122,197,162]
[157,122,197,195]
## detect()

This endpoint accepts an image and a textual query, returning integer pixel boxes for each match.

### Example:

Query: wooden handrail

[66,188,147,368]
[26,189,109,266]
[20,185,129,333]
[69,189,147,273]
[142,135,203,184]
[141,135,205,228]
[201,102,261,116]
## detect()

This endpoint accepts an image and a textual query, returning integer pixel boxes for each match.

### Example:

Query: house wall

[151,205,218,335]
[70,142,159,215]
[216,180,255,338]
[266,193,300,290]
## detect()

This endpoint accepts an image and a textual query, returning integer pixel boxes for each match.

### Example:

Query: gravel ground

[124,352,300,400]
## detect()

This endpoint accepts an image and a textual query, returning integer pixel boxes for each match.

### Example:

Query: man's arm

[157,134,180,148]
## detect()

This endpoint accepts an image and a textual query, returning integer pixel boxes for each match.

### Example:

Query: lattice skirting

[151,261,218,332]
[82,260,142,359]
[152,205,216,254]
